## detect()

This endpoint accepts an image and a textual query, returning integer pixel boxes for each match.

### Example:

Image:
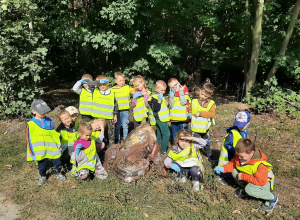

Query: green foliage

[243,77,300,118]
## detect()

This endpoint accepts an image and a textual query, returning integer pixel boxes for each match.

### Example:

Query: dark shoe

[262,193,278,211]
[234,188,248,199]
[208,155,217,163]
[160,151,167,156]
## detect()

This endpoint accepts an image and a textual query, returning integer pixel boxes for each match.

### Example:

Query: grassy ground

[0,103,299,219]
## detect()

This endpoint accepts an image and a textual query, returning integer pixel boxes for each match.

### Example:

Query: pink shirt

[73,138,91,152]
[132,89,150,107]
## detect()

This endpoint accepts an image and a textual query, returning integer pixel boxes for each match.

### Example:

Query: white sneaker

[37,176,47,186]
[192,180,200,191]
[180,176,187,183]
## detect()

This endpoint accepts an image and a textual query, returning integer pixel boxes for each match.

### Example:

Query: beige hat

[65,106,79,115]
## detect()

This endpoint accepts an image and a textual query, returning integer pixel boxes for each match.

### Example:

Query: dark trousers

[193,131,212,158]
[156,120,170,152]
[174,162,202,180]
[38,158,62,177]
[105,119,115,146]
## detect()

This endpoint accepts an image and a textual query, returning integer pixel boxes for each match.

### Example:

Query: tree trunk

[245,0,264,93]
[266,0,300,80]
[243,0,251,81]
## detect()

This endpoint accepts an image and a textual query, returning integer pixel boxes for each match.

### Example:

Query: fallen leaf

[232,210,241,214]
[71,185,76,189]
[28,207,31,213]
[144,213,149,218]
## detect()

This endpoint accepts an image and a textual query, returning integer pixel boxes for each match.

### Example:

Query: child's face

[135,82,145,91]
[237,151,254,163]
[80,129,92,141]
[115,76,125,87]
[71,113,78,123]
[92,120,105,131]
[156,85,166,94]
[98,82,108,91]
[169,80,180,92]
[32,110,46,119]
[199,89,211,101]
[60,113,71,128]
[178,137,190,149]
[82,77,90,89]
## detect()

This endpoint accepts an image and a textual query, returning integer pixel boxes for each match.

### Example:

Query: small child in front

[190,83,216,161]
[214,138,277,211]
[72,74,93,122]
[26,99,66,185]
[111,72,135,143]
[148,80,170,156]
[56,110,79,165]
[168,78,191,141]
[132,75,151,128]
[164,130,207,191]
[70,122,108,180]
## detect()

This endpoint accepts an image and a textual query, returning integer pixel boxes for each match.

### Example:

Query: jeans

[171,122,189,141]
[115,110,129,140]
[38,158,62,177]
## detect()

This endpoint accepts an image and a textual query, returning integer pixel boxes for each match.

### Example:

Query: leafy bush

[243,77,300,118]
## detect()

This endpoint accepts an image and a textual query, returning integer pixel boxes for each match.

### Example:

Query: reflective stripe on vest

[191,99,215,133]
[111,85,130,110]
[168,144,203,167]
[133,91,151,122]
[79,88,93,116]
[236,160,275,190]
[70,140,97,173]
[148,94,170,126]
[27,121,61,161]
[218,129,242,167]
[170,95,191,121]
[91,88,114,119]
[60,130,79,152]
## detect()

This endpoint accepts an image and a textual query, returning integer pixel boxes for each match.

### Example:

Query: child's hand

[169,89,175,98]
[133,92,142,98]
[100,79,109,84]
[32,155,37,162]
[170,163,181,172]
[214,166,224,174]
[80,78,91,84]
[158,93,163,100]
[59,146,62,152]
[180,136,196,142]
[113,115,117,124]
[237,173,243,180]
[195,112,200,117]
[186,113,192,119]
[179,85,185,91]
[75,144,83,155]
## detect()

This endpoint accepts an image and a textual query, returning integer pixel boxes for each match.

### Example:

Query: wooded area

[0,0,299,117]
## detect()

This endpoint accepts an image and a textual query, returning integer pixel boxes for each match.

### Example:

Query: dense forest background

[0,0,299,117]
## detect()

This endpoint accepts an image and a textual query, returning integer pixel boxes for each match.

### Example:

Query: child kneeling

[71,122,108,180]
[164,130,207,191]
[214,138,277,211]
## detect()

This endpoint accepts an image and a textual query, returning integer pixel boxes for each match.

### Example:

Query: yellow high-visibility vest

[168,144,203,167]
[59,130,79,153]
[191,99,216,133]
[27,121,61,161]
[169,95,191,121]
[218,129,242,167]
[133,91,151,122]
[110,85,131,110]
[79,88,93,116]
[91,88,114,119]
[70,139,98,174]
[148,94,170,126]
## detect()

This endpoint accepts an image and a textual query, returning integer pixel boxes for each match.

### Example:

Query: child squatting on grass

[26,99,66,186]
[214,138,278,211]
[70,121,108,180]
[164,130,207,191]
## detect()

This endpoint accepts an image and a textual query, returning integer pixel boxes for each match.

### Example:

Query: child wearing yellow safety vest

[214,138,277,212]
[56,110,79,167]
[110,72,135,143]
[71,122,108,180]
[189,83,216,162]
[132,75,151,128]
[148,80,170,156]
[164,130,207,191]
[72,74,94,122]
[65,106,80,130]
[26,100,66,186]
[89,75,118,146]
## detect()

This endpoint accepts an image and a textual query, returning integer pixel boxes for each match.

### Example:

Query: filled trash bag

[104,122,163,182]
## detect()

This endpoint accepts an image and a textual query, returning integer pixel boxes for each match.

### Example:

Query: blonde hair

[82,74,93,81]
[175,130,193,157]
[115,72,125,79]
[79,121,93,134]
[93,118,106,128]
[132,75,147,89]
[59,110,70,119]
[167,78,178,87]
[155,80,166,88]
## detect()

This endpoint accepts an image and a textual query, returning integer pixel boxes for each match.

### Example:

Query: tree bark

[245,0,264,93]
[243,0,251,81]
[266,0,300,80]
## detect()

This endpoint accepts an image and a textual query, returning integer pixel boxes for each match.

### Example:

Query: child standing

[132,75,151,128]
[56,110,79,165]
[214,138,277,211]
[110,72,135,143]
[148,80,170,156]
[26,99,66,185]
[164,130,207,191]
[168,78,191,141]
[91,75,117,146]
[71,122,108,180]
[189,83,216,162]
[65,106,80,130]
[72,74,93,122]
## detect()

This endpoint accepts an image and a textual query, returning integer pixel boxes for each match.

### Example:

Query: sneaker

[160,151,167,156]
[56,173,67,182]
[37,176,47,186]
[234,188,248,198]
[217,176,227,186]
[262,193,278,212]
[192,180,200,191]
[208,155,217,163]
[180,176,187,183]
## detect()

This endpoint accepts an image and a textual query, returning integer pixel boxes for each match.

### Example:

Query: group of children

[26,72,277,211]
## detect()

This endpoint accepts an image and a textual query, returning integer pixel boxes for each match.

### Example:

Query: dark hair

[201,83,214,96]
[235,138,255,154]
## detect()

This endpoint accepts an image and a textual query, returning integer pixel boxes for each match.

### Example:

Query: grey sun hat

[31,99,51,114]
